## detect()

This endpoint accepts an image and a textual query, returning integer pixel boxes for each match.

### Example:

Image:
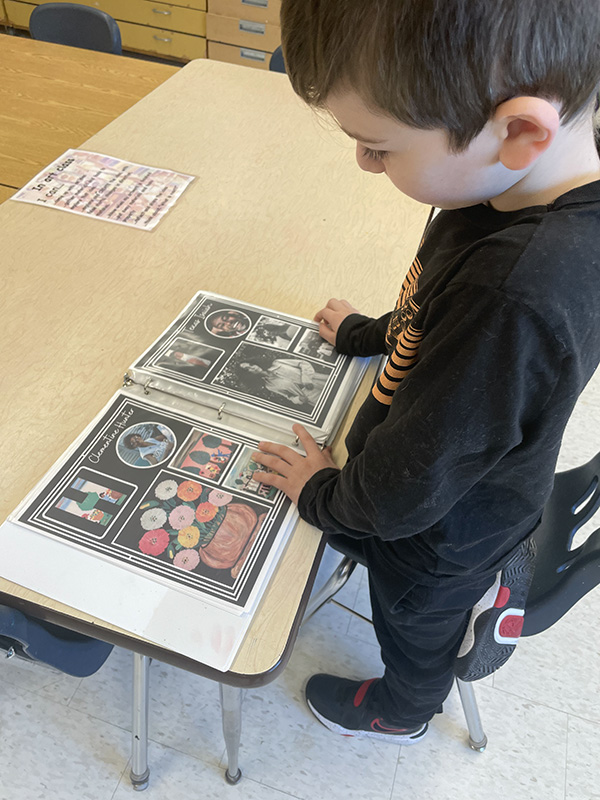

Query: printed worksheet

[11,150,194,230]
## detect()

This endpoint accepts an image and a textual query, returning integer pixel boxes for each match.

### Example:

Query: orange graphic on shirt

[375,256,424,406]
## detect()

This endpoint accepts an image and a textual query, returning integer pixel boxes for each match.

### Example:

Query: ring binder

[6,291,369,662]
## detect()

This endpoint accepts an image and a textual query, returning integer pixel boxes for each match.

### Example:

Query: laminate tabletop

[0,33,177,199]
[0,57,429,681]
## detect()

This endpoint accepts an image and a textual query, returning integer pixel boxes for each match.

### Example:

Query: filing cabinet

[206,0,280,70]
[4,0,207,61]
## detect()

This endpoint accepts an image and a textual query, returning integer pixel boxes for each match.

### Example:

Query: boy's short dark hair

[281,0,600,150]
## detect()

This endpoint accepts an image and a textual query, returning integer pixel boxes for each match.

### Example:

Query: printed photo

[43,467,134,537]
[55,498,113,526]
[294,329,339,364]
[205,309,251,338]
[117,422,176,468]
[223,446,279,501]
[212,343,332,414]
[113,474,268,582]
[246,315,300,350]
[171,429,240,480]
[70,477,126,505]
[154,338,222,380]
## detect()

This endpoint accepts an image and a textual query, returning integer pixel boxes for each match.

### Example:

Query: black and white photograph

[294,328,339,363]
[204,308,252,338]
[212,342,332,414]
[246,315,300,350]
[154,338,223,381]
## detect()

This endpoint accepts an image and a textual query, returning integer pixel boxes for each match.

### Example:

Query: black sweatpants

[328,533,495,727]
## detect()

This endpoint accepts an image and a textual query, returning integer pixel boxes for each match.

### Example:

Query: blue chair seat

[0,606,113,677]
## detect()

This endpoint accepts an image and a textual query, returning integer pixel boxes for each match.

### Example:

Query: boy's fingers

[292,424,320,455]
[252,451,288,475]
[317,321,336,344]
[257,441,301,464]
[254,470,284,489]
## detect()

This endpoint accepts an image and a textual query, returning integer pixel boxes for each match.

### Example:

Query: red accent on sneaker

[353,678,377,707]
[498,615,524,639]
[371,718,410,734]
[494,585,511,608]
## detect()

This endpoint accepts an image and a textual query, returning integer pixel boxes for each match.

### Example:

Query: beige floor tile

[566,715,600,800]
[69,646,226,766]
[113,740,303,799]
[392,682,568,800]
[0,679,130,800]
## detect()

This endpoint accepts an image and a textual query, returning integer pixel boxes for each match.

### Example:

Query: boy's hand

[253,424,339,505]
[314,298,360,346]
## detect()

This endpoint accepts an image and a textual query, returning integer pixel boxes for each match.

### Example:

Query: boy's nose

[355,144,386,174]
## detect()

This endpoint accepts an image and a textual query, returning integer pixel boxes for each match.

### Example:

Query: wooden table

[0,33,177,202]
[0,56,429,785]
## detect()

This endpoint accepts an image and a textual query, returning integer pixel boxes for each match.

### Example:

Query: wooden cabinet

[206,0,280,70]
[4,0,281,68]
[5,0,207,61]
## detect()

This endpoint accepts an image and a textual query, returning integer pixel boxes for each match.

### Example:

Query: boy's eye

[362,146,389,162]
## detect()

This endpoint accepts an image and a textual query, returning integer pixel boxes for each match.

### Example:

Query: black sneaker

[455,536,536,682]
[305,674,428,744]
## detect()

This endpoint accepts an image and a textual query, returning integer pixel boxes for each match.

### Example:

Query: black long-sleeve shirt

[298,181,600,589]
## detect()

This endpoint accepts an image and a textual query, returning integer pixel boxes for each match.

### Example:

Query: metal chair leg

[220,683,243,784]
[303,556,357,623]
[130,653,151,790]
[456,677,487,752]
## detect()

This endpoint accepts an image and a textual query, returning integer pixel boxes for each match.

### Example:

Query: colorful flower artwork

[134,476,266,578]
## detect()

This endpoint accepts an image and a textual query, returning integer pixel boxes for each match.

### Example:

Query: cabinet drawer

[208,0,280,24]
[5,0,33,27]
[120,19,206,59]
[7,0,206,35]
[161,0,205,10]
[206,12,279,50]
[208,39,270,70]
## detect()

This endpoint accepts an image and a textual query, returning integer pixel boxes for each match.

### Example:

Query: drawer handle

[154,35,172,41]
[153,7,171,14]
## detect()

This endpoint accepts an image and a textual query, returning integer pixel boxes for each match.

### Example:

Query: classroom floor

[1,368,598,800]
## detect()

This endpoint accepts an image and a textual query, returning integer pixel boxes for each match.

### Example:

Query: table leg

[219,683,243,784]
[130,653,151,790]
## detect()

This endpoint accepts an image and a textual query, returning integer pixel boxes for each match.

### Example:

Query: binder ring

[218,402,226,419]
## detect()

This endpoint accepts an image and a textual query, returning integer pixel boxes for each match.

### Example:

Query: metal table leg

[220,683,243,784]
[456,677,488,752]
[130,653,151,790]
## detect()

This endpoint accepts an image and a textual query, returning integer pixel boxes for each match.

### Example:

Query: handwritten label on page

[12,150,195,231]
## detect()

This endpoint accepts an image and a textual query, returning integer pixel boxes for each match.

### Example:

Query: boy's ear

[494,97,560,171]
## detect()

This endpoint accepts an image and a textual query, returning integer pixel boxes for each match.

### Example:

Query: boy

[253,0,600,744]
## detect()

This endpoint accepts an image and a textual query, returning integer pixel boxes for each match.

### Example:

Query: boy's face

[326,90,522,209]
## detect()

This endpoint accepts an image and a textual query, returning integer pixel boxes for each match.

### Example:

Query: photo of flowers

[115,474,268,584]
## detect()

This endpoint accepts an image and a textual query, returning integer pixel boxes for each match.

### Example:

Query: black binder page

[14,392,294,613]
[130,292,354,429]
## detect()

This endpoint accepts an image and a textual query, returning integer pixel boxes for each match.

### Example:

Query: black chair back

[30,3,122,55]
[523,452,600,635]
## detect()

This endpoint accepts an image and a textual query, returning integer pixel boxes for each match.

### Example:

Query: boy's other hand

[253,424,339,505]
[314,298,359,345]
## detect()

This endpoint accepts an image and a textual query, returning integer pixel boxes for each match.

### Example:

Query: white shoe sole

[307,699,428,744]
